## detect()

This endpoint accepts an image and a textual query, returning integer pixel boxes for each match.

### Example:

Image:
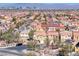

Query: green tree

[28,29,36,40]
[1,29,16,43]
[16,21,25,28]
[59,42,75,56]
[27,40,38,51]
[12,17,17,24]
[0,30,2,39]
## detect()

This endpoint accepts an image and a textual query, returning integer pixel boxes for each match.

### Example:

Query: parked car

[16,43,23,46]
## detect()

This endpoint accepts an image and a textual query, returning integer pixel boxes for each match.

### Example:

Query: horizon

[0,3,79,9]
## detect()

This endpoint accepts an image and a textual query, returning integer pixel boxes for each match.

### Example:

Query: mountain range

[0,3,79,9]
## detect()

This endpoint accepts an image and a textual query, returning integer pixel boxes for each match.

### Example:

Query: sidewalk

[0,43,16,48]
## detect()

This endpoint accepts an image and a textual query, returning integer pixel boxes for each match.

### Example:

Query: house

[73,31,79,42]
[71,22,78,27]
[31,20,42,30]
[47,31,59,45]
[60,31,72,42]
[19,30,29,43]
[34,31,46,44]
[34,31,59,45]
[58,23,65,31]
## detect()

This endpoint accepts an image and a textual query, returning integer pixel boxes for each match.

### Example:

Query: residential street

[0,45,27,56]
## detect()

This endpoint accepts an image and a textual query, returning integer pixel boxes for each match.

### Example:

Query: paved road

[0,45,27,56]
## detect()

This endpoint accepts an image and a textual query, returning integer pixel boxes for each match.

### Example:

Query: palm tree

[43,14,49,47]
[56,28,61,47]
[53,35,57,44]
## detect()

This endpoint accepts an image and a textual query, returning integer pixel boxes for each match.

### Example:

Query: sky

[0,3,79,9]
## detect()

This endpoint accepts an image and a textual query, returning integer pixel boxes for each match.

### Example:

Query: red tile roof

[34,31,58,36]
